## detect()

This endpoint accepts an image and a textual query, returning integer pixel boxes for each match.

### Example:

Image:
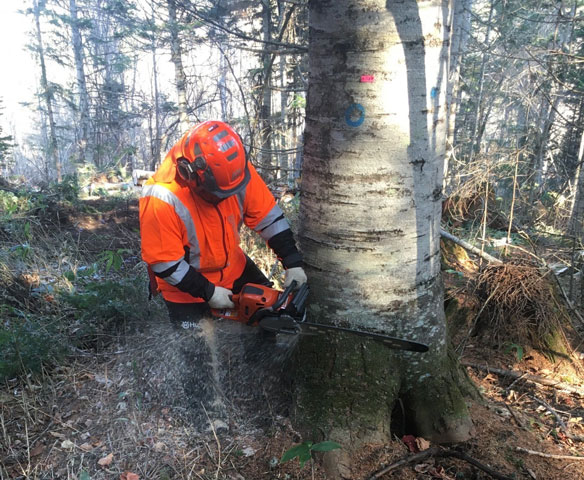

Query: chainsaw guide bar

[212,282,429,353]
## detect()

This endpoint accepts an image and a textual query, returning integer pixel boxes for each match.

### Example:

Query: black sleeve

[155,263,215,301]
[267,228,303,269]
[176,266,215,301]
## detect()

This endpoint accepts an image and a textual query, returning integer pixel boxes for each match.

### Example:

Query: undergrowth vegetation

[0,180,298,382]
[0,180,147,381]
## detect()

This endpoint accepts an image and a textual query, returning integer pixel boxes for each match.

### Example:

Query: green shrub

[0,309,67,380]
[62,278,149,344]
[53,174,80,202]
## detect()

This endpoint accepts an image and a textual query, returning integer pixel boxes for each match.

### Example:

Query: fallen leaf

[80,442,93,452]
[153,441,165,452]
[61,440,75,450]
[430,465,456,480]
[402,435,419,453]
[120,472,139,480]
[30,444,45,457]
[49,431,65,439]
[416,437,431,451]
[98,453,114,467]
[414,462,432,473]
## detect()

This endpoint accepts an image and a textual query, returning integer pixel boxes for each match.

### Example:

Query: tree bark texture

[296,0,474,467]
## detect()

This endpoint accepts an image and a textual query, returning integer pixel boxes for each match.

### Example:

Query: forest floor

[2,193,584,480]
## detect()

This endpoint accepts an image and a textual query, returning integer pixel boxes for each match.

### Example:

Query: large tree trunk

[296,0,474,474]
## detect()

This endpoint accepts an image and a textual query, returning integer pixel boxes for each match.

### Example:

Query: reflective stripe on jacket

[139,163,288,303]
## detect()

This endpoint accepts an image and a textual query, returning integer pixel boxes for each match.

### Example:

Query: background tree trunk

[150,3,162,171]
[68,0,91,165]
[33,0,61,182]
[167,0,190,133]
[445,0,473,180]
[295,1,474,474]
[569,129,584,239]
[467,0,494,163]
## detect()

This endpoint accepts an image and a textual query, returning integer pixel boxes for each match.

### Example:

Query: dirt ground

[2,198,584,479]
[4,338,584,480]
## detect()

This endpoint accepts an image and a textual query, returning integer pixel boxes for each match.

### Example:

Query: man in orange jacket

[139,120,307,327]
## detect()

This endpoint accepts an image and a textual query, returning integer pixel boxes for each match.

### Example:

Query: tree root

[367,446,514,480]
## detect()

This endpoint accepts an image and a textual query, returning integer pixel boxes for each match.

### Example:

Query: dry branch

[367,446,514,480]
[515,447,584,460]
[440,228,503,264]
[462,362,584,396]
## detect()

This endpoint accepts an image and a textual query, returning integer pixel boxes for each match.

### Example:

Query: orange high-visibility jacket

[139,159,290,303]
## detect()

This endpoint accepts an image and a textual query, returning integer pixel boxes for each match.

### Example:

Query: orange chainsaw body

[211,283,292,325]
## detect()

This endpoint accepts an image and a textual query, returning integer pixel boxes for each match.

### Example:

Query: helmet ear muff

[193,156,207,171]
[177,157,201,183]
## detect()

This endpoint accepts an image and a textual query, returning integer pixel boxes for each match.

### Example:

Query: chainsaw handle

[210,293,239,319]
[271,280,297,310]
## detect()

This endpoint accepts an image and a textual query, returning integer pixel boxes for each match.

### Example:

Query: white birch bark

[296,0,473,463]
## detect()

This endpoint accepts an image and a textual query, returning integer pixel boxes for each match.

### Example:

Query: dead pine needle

[472,261,568,351]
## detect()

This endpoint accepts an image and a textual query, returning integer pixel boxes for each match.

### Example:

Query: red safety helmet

[176,120,250,199]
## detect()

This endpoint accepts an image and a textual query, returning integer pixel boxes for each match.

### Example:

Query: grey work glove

[208,286,235,309]
[284,266,307,289]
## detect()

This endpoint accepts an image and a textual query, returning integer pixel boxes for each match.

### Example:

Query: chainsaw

[211,281,429,353]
